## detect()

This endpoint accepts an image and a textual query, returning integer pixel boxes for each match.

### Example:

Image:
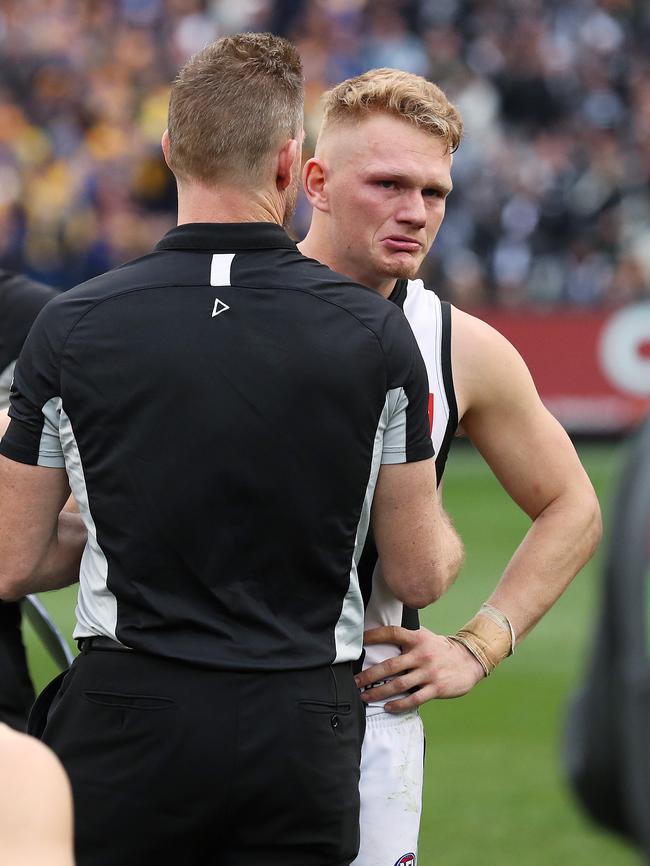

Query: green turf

[416,441,642,866]
[23,442,644,865]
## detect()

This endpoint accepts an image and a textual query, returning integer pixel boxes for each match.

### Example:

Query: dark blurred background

[1,0,649,430]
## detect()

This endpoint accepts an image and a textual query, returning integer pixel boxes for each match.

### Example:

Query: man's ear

[276,138,300,192]
[161,129,172,169]
[303,157,329,213]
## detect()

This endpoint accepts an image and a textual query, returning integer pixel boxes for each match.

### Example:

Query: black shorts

[0,600,35,730]
[36,644,365,866]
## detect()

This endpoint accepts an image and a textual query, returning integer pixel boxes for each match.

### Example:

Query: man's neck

[176,180,284,226]
[299,230,396,299]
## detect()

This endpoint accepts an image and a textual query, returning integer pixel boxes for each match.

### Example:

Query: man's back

[3,223,433,669]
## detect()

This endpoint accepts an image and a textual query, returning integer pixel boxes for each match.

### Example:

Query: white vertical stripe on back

[210,253,235,287]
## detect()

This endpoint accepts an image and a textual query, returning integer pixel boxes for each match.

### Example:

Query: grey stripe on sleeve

[380,386,408,465]
[39,396,66,468]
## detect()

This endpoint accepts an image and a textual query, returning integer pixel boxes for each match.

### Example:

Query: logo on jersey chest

[427,393,434,434]
[394,855,416,866]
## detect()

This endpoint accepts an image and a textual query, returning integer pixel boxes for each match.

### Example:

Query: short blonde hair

[320,68,463,152]
[167,33,303,186]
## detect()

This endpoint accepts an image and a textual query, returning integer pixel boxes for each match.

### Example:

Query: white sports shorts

[352,708,424,866]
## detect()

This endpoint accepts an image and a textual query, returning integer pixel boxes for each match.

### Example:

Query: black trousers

[0,600,35,730]
[36,645,365,866]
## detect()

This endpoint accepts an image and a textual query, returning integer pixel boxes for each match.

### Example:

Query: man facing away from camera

[299,68,602,865]
[0,37,463,866]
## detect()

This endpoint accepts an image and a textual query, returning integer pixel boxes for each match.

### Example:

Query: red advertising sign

[476,302,650,434]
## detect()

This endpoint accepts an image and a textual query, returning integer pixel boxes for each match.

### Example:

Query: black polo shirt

[1,223,433,671]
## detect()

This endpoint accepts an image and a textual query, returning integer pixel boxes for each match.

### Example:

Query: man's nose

[396,191,427,228]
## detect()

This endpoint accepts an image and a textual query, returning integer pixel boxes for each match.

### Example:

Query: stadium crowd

[0,0,648,307]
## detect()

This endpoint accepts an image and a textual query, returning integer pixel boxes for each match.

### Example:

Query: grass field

[417,441,643,866]
[22,441,643,866]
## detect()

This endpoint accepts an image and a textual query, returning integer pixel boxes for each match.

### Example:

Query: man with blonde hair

[300,68,602,865]
[0,40,463,866]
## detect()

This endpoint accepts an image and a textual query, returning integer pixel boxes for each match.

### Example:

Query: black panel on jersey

[358,530,378,612]
[388,278,408,310]
[435,301,458,483]
[0,271,57,371]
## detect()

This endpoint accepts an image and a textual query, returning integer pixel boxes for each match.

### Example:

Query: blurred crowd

[0,0,648,307]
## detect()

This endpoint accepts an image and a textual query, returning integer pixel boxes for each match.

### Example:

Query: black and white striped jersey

[361,278,459,685]
[1,223,434,671]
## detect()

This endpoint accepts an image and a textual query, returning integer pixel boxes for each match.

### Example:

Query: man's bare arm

[454,308,602,637]
[0,455,86,600]
[371,457,464,609]
[358,309,601,710]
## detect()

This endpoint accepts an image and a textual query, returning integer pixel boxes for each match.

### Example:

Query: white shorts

[352,708,424,866]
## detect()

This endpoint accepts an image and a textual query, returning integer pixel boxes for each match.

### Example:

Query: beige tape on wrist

[448,603,516,677]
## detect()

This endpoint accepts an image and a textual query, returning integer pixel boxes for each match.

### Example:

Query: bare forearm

[373,458,464,608]
[0,513,85,600]
[487,491,602,641]
[434,505,465,597]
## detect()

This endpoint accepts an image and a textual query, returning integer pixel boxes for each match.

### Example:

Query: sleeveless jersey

[359,278,459,706]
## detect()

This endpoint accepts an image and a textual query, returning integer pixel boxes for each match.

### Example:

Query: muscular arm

[0,456,86,600]
[453,307,602,637]
[359,308,601,711]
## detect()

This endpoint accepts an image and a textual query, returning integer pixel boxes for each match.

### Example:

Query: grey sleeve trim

[38,396,65,468]
[380,387,408,463]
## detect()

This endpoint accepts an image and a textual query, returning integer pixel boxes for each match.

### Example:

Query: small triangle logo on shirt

[211,298,230,318]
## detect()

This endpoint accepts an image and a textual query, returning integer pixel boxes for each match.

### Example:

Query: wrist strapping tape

[448,603,516,677]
